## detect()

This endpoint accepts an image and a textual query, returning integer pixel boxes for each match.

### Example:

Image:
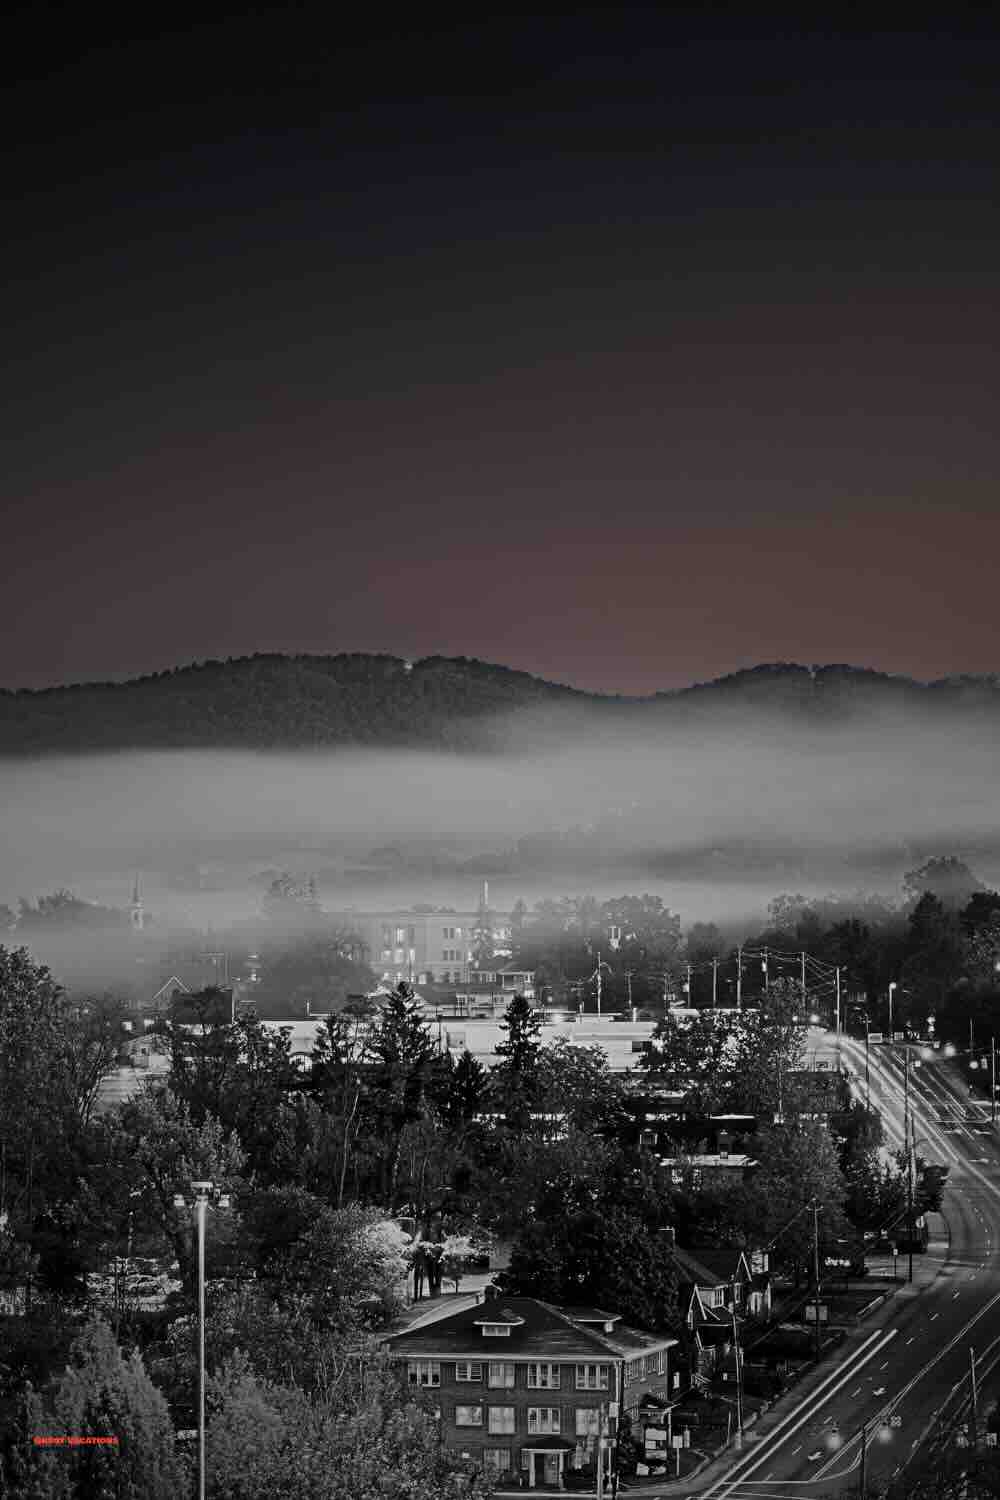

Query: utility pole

[625,969,633,1012]
[762,947,769,995]
[992,1036,996,1125]
[864,1018,871,1112]
[859,1421,868,1500]
[712,957,718,1009]
[801,950,807,997]
[596,1401,606,1500]
[835,967,841,1035]
[812,1202,822,1363]
[736,947,742,1010]
[596,951,602,1017]
[685,963,692,1005]
[907,1116,915,1285]
[970,1345,979,1453]
[970,1016,975,1054]
[731,1298,744,1447]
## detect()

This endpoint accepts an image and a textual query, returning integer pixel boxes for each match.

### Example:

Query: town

[3,857,1000,1498]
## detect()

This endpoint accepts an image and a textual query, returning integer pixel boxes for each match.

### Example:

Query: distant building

[324,908,515,987]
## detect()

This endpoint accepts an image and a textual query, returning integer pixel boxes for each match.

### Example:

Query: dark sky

[4,7,999,695]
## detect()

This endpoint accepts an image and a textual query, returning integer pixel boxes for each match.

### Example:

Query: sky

[3,8,1000,695]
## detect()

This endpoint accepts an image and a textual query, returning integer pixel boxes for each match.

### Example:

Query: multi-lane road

[687,1033,1000,1500]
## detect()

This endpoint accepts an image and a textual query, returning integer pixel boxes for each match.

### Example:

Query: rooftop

[385,1297,674,1360]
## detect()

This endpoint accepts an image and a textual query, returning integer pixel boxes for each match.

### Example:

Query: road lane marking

[808,1451,822,1461]
[849,1387,861,1396]
[931,1313,940,1321]
[906,1337,915,1345]
[880,1361,889,1369]
[953,1292,961,1299]
[791,1445,801,1455]
[702,1328,897,1499]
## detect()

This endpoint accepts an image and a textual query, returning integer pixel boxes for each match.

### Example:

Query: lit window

[407,1360,440,1388]
[488,1362,515,1387]
[455,1362,482,1383]
[455,1405,483,1427]
[576,1408,601,1436]
[488,1406,516,1434]
[527,1407,560,1434]
[575,1364,609,1391]
[527,1363,560,1389]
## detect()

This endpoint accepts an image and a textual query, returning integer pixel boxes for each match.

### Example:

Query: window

[395,927,406,945]
[488,1362,515,1387]
[407,926,416,944]
[455,1362,482,1383]
[576,1408,601,1436]
[407,1360,440,1388]
[708,1287,726,1308]
[380,948,392,961]
[382,927,393,946]
[483,1449,511,1475]
[455,1405,483,1427]
[482,1324,512,1339]
[488,1406,516,1434]
[575,1364,610,1391]
[527,1407,560,1434]
[527,1363,560,1390]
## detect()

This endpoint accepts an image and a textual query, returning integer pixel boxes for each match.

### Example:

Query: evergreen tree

[490,994,544,1129]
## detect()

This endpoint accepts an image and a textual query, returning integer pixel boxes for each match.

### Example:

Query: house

[661,1236,742,1383]
[686,1247,772,1321]
[383,1294,677,1490]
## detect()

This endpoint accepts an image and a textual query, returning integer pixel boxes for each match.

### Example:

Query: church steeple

[130,874,145,931]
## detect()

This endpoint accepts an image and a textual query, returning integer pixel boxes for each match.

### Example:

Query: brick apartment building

[385,1295,677,1490]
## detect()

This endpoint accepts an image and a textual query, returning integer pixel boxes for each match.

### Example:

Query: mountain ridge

[1,653,998,754]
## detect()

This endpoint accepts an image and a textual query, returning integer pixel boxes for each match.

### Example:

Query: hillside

[0,655,998,754]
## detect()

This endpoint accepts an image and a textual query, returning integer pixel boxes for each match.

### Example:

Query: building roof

[385,1297,672,1361]
[668,1245,728,1289]
[689,1249,753,1281]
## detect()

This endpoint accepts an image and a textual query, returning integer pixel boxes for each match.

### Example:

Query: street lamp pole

[197,1192,207,1500]
[174,1181,231,1500]
[888,983,897,1041]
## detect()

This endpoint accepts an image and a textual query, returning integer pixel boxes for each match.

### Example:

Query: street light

[888,983,898,1040]
[173,1181,231,1500]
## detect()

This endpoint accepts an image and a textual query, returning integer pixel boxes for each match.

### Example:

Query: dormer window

[474,1309,525,1337]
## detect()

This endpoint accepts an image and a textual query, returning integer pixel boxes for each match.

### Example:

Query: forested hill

[0,655,998,754]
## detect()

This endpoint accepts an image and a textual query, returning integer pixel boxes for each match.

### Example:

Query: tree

[640,1009,730,1110]
[500,1149,679,1332]
[0,946,100,1310]
[750,1121,849,1281]
[204,1349,495,1500]
[366,985,438,1203]
[252,934,374,1019]
[13,1317,181,1500]
[490,994,544,1129]
[903,856,984,911]
[97,1086,245,1298]
[539,1036,627,1134]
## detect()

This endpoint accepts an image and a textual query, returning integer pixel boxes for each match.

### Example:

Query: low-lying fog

[2,707,998,936]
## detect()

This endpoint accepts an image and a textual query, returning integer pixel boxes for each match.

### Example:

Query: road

[691,1034,1000,1500]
